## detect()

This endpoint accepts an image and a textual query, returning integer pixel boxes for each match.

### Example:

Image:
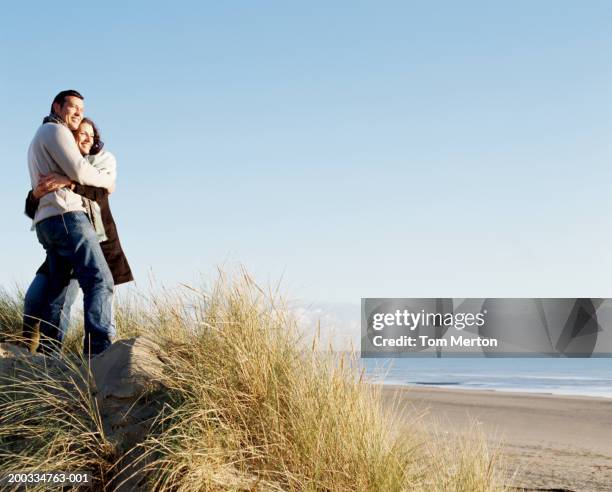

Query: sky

[2,1,612,318]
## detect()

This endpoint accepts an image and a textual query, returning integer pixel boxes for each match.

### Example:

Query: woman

[23,117,133,350]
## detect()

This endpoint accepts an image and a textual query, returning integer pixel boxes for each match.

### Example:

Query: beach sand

[381,385,612,491]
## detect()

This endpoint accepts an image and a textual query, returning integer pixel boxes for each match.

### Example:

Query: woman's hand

[33,174,74,199]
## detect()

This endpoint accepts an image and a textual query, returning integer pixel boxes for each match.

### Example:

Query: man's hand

[33,174,75,199]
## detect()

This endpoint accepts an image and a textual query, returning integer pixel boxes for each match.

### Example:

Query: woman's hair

[77,117,104,155]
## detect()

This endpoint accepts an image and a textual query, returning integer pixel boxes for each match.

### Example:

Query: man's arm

[43,124,116,190]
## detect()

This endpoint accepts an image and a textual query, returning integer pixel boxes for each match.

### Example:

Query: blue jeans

[35,212,115,356]
[23,274,80,342]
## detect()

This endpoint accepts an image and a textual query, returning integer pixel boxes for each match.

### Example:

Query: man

[28,90,115,356]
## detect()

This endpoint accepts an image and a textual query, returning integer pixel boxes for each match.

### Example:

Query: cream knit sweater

[27,122,116,224]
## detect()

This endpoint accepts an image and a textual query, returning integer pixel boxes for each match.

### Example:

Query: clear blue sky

[2,1,612,304]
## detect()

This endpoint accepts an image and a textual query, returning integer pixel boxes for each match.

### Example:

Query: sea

[362,357,612,399]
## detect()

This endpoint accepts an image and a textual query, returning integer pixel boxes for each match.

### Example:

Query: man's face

[52,96,84,131]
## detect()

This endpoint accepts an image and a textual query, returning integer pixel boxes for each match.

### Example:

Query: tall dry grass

[0,271,505,491]
[0,354,117,490]
[0,286,23,343]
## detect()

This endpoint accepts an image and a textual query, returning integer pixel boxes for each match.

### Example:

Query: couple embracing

[24,90,133,357]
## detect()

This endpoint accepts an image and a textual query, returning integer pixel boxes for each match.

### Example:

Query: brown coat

[26,185,133,285]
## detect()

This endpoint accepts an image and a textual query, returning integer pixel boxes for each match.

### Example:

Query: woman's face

[75,122,95,155]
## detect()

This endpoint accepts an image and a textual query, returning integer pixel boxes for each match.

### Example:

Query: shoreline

[377,381,612,401]
[381,385,612,491]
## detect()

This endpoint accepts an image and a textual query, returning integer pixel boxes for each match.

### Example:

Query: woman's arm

[25,190,38,220]
[25,176,110,219]
[72,183,110,201]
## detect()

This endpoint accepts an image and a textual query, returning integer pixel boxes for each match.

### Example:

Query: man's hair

[50,90,84,114]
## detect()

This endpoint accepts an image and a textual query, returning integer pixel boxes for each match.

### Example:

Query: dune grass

[0,271,506,491]
[0,286,23,342]
[0,353,117,490]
